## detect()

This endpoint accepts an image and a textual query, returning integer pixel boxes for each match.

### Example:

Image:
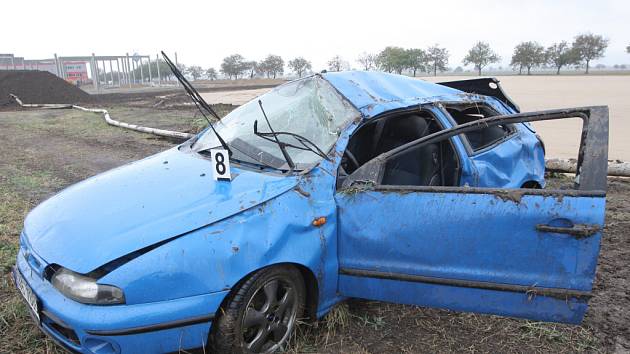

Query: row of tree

[138,33,622,81]
[351,45,450,76]
[510,34,609,75]
[351,33,611,77]
[219,54,313,80]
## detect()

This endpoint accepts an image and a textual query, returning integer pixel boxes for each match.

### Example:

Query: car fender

[99,166,341,315]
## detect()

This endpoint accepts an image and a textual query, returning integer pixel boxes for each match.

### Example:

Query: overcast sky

[3,0,628,71]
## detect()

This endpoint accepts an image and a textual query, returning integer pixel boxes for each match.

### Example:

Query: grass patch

[518,321,600,352]
[0,188,63,353]
[0,188,29,252]
[287,302,367,353]
[0,164,65,353]
[0,166,65,202]
[0,243,19,274]
[0,287,64,354]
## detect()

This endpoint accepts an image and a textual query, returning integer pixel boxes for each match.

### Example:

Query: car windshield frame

[192,75,359,171]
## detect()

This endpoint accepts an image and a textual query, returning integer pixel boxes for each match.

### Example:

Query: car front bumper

[14,247,229,354]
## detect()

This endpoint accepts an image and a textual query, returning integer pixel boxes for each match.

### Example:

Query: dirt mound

[0,70,92,108]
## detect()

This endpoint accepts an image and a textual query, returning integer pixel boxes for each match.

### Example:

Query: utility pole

[91,53,99,91]
[156,54,161,86]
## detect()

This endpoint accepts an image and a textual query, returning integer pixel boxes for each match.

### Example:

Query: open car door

[335,106,608,324]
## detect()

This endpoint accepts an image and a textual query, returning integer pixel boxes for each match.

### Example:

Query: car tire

[210,265,305,354]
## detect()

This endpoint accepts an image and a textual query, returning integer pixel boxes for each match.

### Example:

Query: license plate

[13,268,40,321]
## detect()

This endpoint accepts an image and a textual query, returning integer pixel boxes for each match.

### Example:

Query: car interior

[338,110,460,187]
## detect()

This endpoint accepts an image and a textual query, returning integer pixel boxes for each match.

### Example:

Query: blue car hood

[24,147,298,274]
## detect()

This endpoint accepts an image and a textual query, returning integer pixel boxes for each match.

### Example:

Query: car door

[335,106,608,324]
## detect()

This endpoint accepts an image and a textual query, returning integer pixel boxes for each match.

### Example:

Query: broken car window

[193,76,358,169]
[446,104,515,152]
[340,110,460,188]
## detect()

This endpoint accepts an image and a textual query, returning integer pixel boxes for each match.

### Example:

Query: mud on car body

[13,71,608,353]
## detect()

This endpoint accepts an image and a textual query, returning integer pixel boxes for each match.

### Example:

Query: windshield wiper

[254,100,331,168]
[203,138,288,172]
[161,51,232,155]
[256,100,295,170]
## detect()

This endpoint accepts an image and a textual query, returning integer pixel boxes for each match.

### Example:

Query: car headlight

[51,267,125,305]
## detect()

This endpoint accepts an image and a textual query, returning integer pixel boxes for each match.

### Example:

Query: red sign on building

[63,61,89,83]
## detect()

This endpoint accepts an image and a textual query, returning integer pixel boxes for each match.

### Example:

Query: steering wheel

[343,150,360,171]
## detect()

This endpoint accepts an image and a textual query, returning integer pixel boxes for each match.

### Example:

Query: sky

[2,0,629,72]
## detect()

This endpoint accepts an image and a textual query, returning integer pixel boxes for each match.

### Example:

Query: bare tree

[186,66,204,80]
[426,45,449,76]
[220,54,247,80]
[328,55,348,72]
[627,44,630,54]
[546,41,579,75]
[510,41,546,75]
[357,52,377,71]
[259,55,284,78]
[288,57,312,78]
[572,33,609,74]
[205,68,218,80]
[244,61,258,79]
[463,42,501,76]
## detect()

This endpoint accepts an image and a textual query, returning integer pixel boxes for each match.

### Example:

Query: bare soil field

[0,104,628,353]
[81,78,286,95]
[200,88,273,105]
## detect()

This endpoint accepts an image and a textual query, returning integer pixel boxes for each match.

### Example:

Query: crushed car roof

[322,71,473,118]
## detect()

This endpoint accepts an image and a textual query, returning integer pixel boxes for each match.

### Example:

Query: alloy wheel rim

[242,277,297,353]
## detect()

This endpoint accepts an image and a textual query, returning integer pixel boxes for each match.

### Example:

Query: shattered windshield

[193,76,358,170]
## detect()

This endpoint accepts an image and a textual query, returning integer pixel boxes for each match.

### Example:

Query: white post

[54,53,60,77]
[156,54,161,86]
[139,57,144,84]
[122,58,128,86]
[116,59,121,87]
[147,56,153,85]
[129,54,136,85]
[91,53,98,90]
[109,60,114,86]
[126,53,132,88]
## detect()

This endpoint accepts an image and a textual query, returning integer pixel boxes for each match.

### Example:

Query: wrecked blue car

[13,71,608,353]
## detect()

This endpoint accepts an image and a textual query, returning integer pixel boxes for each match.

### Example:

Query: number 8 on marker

[210,149,231,181]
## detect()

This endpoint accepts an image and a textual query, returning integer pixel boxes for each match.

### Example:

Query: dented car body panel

[24,147,299,274]
[14,71,608,353]
[324,71,545,188]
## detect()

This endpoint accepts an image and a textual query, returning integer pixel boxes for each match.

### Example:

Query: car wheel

[211,265,305,353]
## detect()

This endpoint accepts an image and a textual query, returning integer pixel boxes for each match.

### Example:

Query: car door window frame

[437,102,518,157]
[341,106,609,192]
[337,105,464,189]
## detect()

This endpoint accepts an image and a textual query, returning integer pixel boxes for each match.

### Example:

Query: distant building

[0,54,24,69]
[0,53,88,83]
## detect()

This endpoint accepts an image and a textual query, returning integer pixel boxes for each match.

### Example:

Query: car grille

[42,311,81,346]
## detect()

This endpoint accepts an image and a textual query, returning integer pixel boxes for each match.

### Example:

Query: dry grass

[0,188,64,353]
[285,300,601,354]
